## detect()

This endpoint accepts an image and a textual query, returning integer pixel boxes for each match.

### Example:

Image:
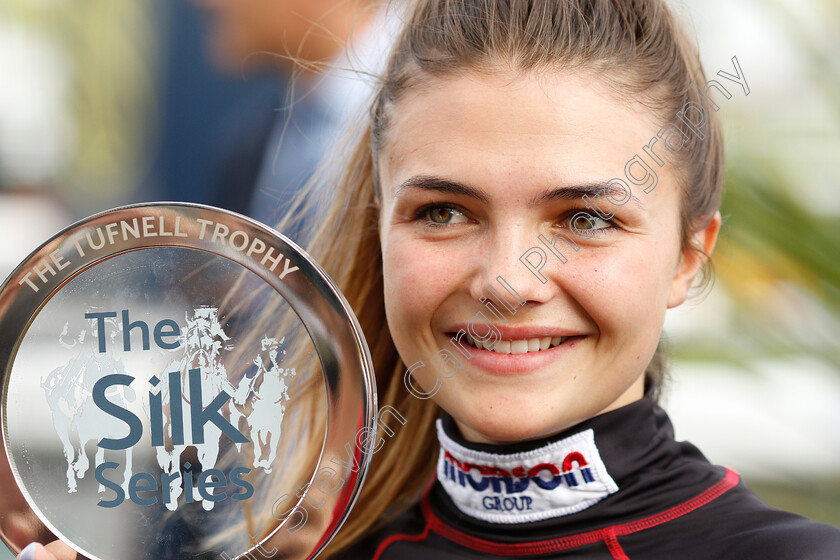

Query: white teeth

[460,333,573,353]
[510,340,528,354]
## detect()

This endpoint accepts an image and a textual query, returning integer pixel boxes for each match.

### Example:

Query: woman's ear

[667,211,721,308]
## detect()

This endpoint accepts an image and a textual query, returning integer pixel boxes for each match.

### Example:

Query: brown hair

[263,0,725,555]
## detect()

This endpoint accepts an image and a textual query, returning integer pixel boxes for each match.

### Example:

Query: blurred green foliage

[674,0,840,528]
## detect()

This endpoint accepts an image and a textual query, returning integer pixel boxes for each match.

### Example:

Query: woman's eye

[567,212,613,233]
[420,205,469,225]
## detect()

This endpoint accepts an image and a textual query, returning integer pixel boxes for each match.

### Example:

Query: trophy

[0,203,376,559]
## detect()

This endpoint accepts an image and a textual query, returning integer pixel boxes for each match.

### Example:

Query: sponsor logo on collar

[436,422,618,524]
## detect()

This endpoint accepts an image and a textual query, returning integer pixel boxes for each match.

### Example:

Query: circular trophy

[0,203,376,559]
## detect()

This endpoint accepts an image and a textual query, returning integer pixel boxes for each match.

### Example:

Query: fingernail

[19,543,37,560]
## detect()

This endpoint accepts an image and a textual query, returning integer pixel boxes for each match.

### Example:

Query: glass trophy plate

[0,203,376,559]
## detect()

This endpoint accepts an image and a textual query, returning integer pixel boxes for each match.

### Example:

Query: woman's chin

[436,380,598,445]
[453,410,581,446]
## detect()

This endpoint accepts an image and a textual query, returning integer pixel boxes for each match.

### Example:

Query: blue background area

[142,1,275,206]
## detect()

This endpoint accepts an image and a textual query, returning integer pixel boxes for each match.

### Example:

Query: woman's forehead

[377,69,667,196]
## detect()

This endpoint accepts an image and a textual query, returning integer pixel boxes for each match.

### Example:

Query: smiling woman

[13,1,840,559]
[378,68,699,445]
[317,0,838,557]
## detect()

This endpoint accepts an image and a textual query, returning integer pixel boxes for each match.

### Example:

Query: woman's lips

[444,331,586,375]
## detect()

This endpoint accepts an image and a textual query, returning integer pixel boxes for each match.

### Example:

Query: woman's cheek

[382,235,450,360]
[381,239,459,396]
[571,247,670,335]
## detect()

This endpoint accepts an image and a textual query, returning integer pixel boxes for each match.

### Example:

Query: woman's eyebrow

[394,175,490,204]
[532,183,644,209]
[394,175,644,209]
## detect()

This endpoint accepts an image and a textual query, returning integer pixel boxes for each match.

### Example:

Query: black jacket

[344,396,840,559]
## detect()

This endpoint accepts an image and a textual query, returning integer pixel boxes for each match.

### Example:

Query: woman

[17,0,840,559]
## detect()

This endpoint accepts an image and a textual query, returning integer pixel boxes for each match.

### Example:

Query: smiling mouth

[462,334,572,354]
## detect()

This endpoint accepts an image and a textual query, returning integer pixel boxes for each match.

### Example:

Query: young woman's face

[377,69,718,444]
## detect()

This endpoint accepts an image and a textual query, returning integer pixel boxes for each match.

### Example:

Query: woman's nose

[466,225,561,307]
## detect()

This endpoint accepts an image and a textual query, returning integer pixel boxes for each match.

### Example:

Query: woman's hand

[16,542,76,560]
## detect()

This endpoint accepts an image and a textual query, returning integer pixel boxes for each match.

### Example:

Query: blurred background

[664,0,840,529]
[0,0,838,556]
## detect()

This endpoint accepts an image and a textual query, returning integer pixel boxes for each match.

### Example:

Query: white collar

[436,419,619,524]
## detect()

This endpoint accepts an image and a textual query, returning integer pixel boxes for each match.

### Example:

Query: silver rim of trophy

[0,203,377,560]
